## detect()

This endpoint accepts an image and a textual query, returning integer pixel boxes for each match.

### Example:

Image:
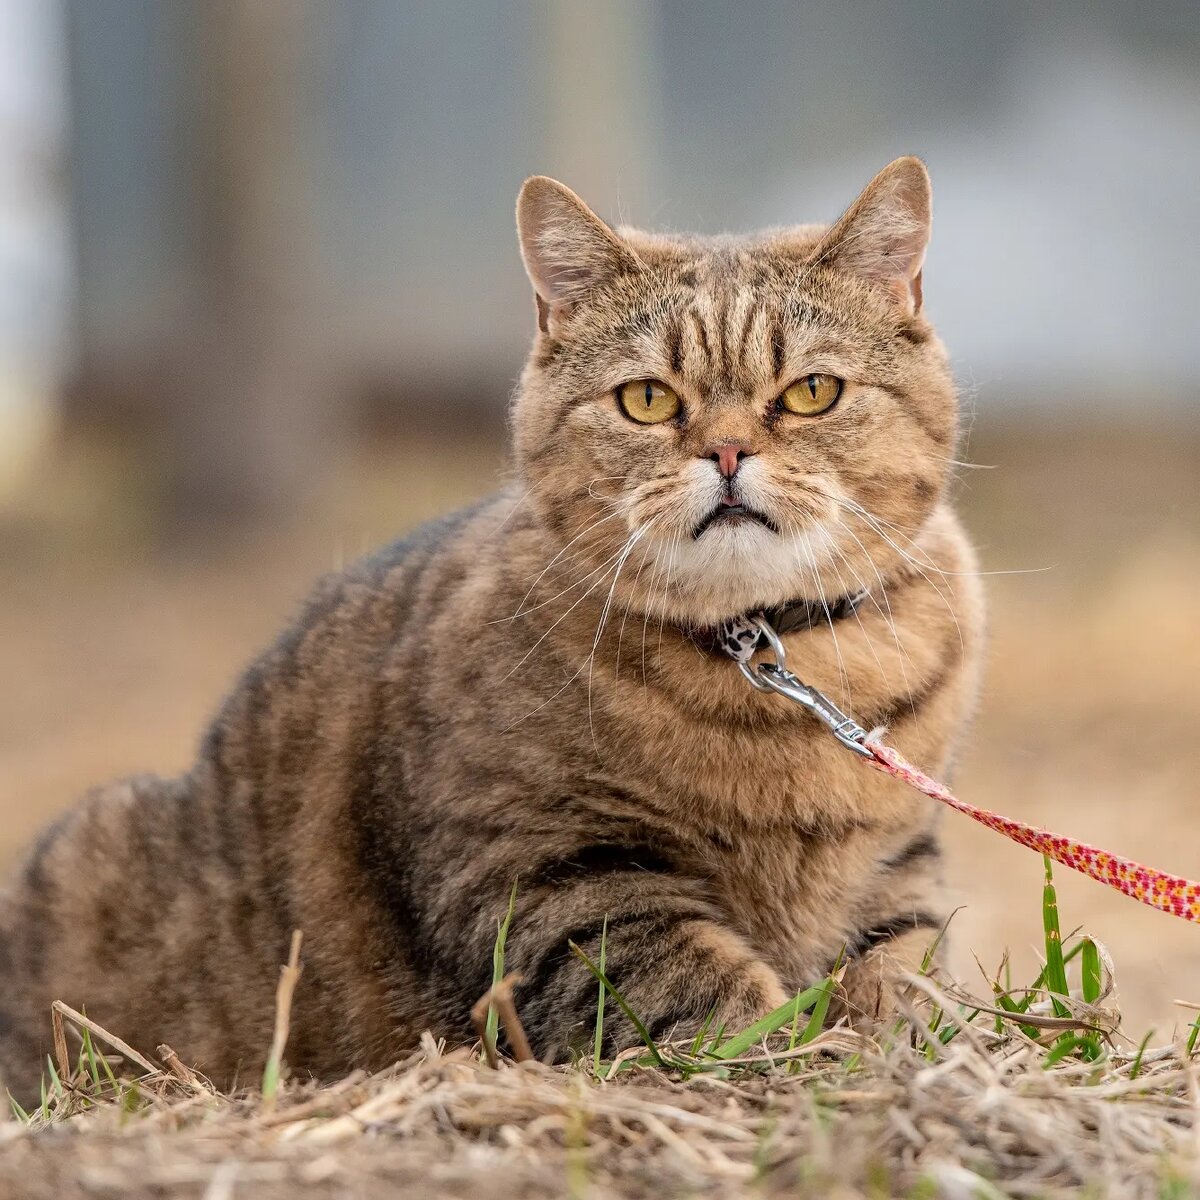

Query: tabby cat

[0,157,983,1101]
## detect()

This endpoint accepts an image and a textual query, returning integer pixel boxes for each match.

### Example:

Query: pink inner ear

[888,268,923,315]
[815,158,932,314]
[517,176,645,321]
[534,287,581,337]
[535,293,551,335]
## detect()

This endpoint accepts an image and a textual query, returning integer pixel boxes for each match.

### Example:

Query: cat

[0,157,983,1101]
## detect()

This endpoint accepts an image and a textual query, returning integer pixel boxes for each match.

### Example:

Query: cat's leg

[836,824,947,1026]
[502,871,788,1059]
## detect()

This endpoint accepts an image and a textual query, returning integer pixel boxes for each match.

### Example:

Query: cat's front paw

[836,955,908,1029]
[834,927,944,1031]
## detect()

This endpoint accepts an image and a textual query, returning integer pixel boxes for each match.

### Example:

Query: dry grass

[5,861,1200,1199]
[3,950,1199,1200]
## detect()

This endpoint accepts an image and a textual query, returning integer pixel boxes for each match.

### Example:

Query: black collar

[691,590,870,660]
[757,590,869,636]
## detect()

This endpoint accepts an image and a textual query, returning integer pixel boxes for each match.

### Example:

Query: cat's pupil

[644,384,653,408]
[808,376,818,398]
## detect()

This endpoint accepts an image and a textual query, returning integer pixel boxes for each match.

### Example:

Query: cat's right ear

[517,177,642,334]
[811,157,932,315]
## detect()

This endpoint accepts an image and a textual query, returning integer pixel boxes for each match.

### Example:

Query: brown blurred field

[2,421,1198,1038]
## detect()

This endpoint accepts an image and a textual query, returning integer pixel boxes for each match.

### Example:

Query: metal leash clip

[738,616,874,758]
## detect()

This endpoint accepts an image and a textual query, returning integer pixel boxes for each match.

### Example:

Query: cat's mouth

[693,500,779,539]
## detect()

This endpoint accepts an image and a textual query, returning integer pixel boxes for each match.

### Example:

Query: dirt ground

[1,421,1198,1038]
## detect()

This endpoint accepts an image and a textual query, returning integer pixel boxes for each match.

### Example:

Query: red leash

[864,739,1200,923]
[732,614,1200,923]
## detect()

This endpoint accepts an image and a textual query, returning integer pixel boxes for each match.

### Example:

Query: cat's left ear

[517,176,643,333]
[813,156,931,314]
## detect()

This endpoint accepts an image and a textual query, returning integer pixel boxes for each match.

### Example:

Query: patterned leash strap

[726,612,1200,924]
[864,740,1200,923]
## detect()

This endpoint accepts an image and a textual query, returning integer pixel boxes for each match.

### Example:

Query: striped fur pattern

[0,159,983,1100]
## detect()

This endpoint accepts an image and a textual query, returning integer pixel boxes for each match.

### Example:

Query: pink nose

[704,442,755,480]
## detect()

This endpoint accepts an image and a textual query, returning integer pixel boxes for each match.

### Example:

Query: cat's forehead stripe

[665,314,684,376]
[683,287,774,397]
[736,296,762,373]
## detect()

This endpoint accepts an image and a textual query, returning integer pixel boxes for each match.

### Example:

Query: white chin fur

[654,520,842,624]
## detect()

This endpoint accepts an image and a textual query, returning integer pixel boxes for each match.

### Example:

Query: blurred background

[1,1,1197,1036]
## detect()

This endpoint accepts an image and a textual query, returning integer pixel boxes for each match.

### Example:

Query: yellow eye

[616,380,681,425]
[780,374,843,415]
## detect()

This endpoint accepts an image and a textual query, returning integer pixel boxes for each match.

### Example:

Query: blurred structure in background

[0,1,1198,1031]
[0,0,68,506]
[7,0,1190,525]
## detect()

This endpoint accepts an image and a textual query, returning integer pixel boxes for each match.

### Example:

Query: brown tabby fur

[0,158,983,1102]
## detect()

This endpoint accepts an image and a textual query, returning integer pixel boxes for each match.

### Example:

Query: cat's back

[218,490,527,716]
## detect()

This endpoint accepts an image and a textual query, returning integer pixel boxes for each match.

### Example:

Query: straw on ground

[4,862,1199,1200]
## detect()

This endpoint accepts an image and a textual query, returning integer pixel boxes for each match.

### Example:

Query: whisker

[826,534,888,689]
[502,522,652,731]
[614,530,659,682]
[493,509,621,624]
[585,475,638,499]
[481,488,531,543]
[587,522,654,751]
[640,532,669,686]
[500,658,590,733]
[842,504,965,659]
[838,518,919,720]
[498,532,641,683]
[656,530,682,655]
[502,531,633,622]
[841,495,1049,578]
[807,559,852,711]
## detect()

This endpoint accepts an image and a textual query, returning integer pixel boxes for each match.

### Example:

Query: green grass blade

[938,1006,983,1045]
[798,975,837,1046]
[1041,856,1071,1019]
[81,1027,103,1090]
[73,1042,89,1087]
[592,915,608,1075]
[119,1080,142,1117]
[794,951,844,1054]
[1077,936,1105,1060]
[1014,939,1088,1013]
[1044,1033,1091,1067]
[74,1007,119,1091]
[703,1022,727,1056]
[710,985,825,1062]
[96,1044,120,1090]
[688,1008,718,1056]
[989,985,1041,1041]
[787,994,804,1053]
[919,909,961,974]
[1129,1029,1154,1079]
[8,1093,31,1123]
[1012,940,1089,1008]
[1188,1011,1200,1056]
[1080,938,1101,1005]
[45,1055,63,1100]
[261,1058,281,1107]
[485,879,519,1050]
[569,941,665,1067]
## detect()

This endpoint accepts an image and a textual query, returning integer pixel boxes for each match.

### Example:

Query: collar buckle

[737,616,873,758]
